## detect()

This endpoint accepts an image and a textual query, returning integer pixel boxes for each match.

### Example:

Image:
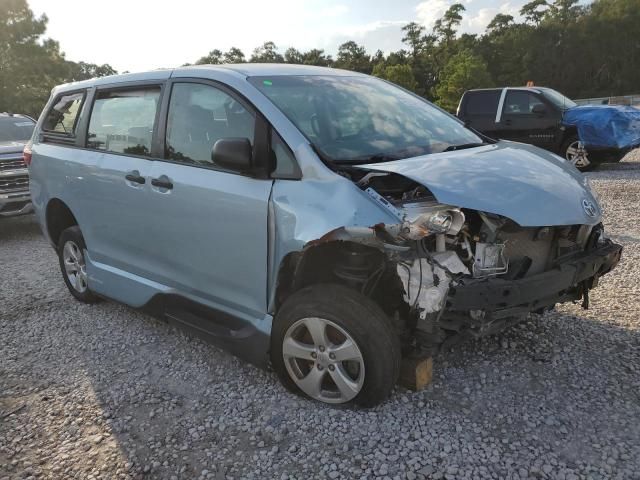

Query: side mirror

[211,138,252,173]
[531,104,547,115]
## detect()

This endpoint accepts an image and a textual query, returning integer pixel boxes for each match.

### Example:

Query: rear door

[495,89,560,148]
[458,90,501,137]
[75,85,163,277]
[143,79,273,319]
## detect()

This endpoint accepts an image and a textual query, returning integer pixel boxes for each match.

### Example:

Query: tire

[57,226,100,304]
[271,283,401,407]
[561,135,595,172]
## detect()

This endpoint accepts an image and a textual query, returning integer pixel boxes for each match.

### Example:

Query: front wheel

[562,135,594,171]
[271,284,400,407]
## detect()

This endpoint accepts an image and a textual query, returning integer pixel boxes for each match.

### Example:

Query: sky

[28,0,528,73]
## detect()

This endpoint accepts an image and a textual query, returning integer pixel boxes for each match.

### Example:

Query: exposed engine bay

[295,168,622,354]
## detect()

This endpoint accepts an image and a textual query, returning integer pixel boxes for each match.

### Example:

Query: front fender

[268,174,399,312]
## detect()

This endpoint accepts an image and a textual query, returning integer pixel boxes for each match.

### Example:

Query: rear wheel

[562,135,594,171]
[271,284,400,407]
[58,226,100,303]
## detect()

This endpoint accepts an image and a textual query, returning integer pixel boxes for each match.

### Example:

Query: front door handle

[125,171,145,184]
[151,177,173,190]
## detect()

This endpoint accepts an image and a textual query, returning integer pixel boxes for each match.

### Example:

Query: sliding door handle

[151,177,173,190]
[125,171,145,184]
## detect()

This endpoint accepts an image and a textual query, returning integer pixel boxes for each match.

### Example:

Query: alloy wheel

[62,240,88,293]
[566,140,590,168]
[282,317,365,404]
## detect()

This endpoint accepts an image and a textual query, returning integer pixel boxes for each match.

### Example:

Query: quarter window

[503,91,545,115]
[271,130,300,179]
[43,92,84,134]
[87,88,160,156]
[166,83,255,167]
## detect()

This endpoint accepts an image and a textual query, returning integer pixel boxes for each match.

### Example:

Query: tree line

[1,0,638,118]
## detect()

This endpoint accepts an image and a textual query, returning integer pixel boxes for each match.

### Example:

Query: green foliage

[250,41,284,63]
[3,0,640,118]
[435,50,493,111]
[520,0,549,24]
[301,49,333,66]
[373,64,417,91]
[196,49,223,65]
[335,41,372,73]
[284,47,303,64]
[0,0,117,117]
[433,3,466,43]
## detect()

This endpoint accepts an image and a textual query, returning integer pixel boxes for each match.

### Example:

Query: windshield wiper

[345,153,402,165]
[443,142,487,152]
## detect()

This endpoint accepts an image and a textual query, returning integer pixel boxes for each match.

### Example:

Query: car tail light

[23,142,33,166]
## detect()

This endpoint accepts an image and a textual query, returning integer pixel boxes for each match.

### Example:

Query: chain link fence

[574,94,640,107]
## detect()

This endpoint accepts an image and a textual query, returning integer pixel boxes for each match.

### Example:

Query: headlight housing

[403,208,465,240]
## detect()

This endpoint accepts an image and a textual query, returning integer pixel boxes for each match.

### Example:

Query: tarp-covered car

[457,86,640,170]
[563,104,640,156]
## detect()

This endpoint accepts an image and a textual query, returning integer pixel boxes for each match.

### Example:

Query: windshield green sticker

[263,80,273,86]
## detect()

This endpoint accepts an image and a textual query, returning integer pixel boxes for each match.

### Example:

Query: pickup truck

[0,113,35,218]
[457,87,639,171]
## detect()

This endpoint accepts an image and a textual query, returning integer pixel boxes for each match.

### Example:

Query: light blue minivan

[28,64,621,406]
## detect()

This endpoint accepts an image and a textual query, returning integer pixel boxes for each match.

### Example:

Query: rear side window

[464,91,500,116]
[87,88,160,157]
[165,83,255,167]
[42,92,84,134]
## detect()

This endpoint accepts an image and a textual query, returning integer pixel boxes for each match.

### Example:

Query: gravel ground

[1,153,640,480]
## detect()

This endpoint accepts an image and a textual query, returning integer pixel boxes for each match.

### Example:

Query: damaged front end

[292,168,623,354]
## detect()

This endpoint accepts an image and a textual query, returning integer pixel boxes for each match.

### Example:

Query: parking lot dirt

[1,154,640,480]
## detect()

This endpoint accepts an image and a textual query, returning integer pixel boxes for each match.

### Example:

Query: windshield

[248,75,484,163]
[539,88,577,110]
[0,116,35,143]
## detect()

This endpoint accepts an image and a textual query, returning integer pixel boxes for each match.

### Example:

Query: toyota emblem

[582,198,597,217]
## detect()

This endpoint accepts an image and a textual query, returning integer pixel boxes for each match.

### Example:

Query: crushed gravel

[1,152,640,480]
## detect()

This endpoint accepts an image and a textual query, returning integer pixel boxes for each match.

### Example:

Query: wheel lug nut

[317,364,323,370]
[328,365,335,371]
[311,352,317,359]
[319,345,325,352]
[329,353,336,360]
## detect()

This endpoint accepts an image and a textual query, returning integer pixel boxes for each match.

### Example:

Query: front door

[143,81,273,320]
[495,90,560,149]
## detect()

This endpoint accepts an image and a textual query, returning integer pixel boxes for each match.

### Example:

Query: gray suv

[1,113,35,217]
[29,65,622,406]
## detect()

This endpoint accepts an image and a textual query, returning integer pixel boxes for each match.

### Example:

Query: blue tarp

[562,105,640,150]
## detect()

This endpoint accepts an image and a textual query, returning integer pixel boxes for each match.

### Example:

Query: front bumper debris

[445,240,622,320]
[0,192,33,217]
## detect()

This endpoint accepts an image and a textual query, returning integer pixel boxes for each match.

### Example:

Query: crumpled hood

[562,105,640,149]
[359,141,601,227]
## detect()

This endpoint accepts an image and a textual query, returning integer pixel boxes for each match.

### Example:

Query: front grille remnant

[0,157,26,171]
[0,175,29,193]
[0,155,29,195]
